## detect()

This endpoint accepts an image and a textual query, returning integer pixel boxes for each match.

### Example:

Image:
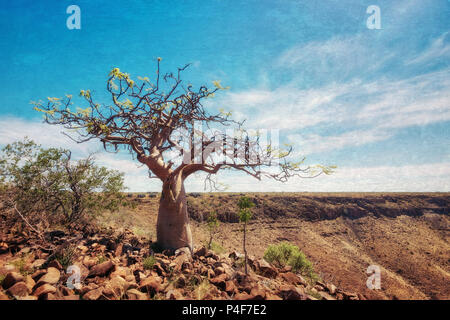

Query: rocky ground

[0,227,360,301]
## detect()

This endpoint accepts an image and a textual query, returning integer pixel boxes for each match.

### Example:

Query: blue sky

[0,0,449,191]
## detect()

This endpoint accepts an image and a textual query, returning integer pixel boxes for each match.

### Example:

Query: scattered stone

[63,295,80,300]
[280,272,307,286]
[0,242,8,254]
[0,291,9,300]
[326,283,337,295]
[194,247,207,257]
[24,275,35,293]
[31,269,47,282]
[31,259,46,269]
[83,287,104,300]
[229,251,244,260]
[139,276,162,295]
[166,288,184,300]
[7,282,29,297]
[254,259,278,278]
[2,272,24,290]
[80,283,99,295]
[48,260,63,270]
[36,267,60,286]
[234,292,253,300]
[33,284,57,298]
[318,290,336,300]
[88,261,115,278]
[103,276,129,298]
[250,286,266,300]
[210,274,227,291]
[225,280,237,294]
[278,285,307,300]
[126,288,148,300]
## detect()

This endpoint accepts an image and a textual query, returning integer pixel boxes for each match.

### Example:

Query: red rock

[250,286,266,300]
[114,243,123,257]
[265,292,283,300]
[33,284,57,298]
[280,272,307,286]
[7,282,29,297]
[194,247,207,257]
[103,276,129,298]
[31,269,47,282]
[254,259,278,278]
[225,280,237,294]
[139,276,161,295]
[2,272,24,290]
[210,274,227,291]
[63,295,80,300]
[48,260,63,270]
[25,275,35,293]
[36,267,60,286]
[166,288,184,300]
[234,292,253,300]
[126,288,148,300]
[0,242,8,254]
[88,261,115,277]
[83,287,104,300]
[278,285,308,300]
[0,291,10,300]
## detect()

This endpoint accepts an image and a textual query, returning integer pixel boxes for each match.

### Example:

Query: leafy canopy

[0,138,127,226]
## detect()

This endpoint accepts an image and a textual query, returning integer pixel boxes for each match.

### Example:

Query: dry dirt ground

[97,192,450,300]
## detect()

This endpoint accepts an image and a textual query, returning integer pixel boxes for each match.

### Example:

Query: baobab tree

[33,59,333,251]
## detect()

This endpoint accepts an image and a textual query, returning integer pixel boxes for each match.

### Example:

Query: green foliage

[11,256,29,276]
[306,289,323,300]
[0,138,127,226]
[97,254,107,265]
[238,196,254,223]
[143,256,156,270]
[53,246,76,270]
[0,274,5,286]
[209,241,225,254]
[264,242,317,280]
[206,211,220,249]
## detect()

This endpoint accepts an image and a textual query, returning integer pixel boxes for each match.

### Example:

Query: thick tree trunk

[156,176,193,252]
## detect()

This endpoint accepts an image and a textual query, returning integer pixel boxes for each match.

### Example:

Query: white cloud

[405,32,450,66]
[183,162,450,192]
[218,67,450,155]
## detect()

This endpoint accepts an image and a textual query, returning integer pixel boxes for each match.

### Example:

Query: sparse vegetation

[264,242,318,281]
[209,241,225,254]
[238,196,254,275]
[53,245,76,269]
[143,256,157,270]
[0,139,127,230]
[206,211,220,250]
[193,279,212,300]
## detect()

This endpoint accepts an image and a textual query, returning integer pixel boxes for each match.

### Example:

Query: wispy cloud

[405,32,450,66]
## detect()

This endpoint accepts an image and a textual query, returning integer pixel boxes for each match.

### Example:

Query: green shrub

[0,274,5,286]
[97,254,107,264]
[264,242,318,280]
[143,256,156,270]
[54,246,76,270]
[209,241,225,254]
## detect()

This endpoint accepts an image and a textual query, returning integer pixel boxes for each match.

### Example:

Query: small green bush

[209,241,225,254]
[264,242,317,280]
[0,274,5,286]
[54,246,76,269]
[143,256,156,270]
